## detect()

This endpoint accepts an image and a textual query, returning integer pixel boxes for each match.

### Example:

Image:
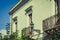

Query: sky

[0,0,19,30]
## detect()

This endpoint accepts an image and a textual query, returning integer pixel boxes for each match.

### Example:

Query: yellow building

[9,0,58,40]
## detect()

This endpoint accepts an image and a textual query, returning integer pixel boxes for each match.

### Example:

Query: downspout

[55,0,59,25]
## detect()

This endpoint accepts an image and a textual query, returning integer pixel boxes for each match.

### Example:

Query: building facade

[9,0,59,40]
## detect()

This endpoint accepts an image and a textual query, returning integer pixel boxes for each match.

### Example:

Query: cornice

[9,0,29,15]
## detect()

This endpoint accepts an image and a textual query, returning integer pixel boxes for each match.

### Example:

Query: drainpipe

[55,0,60,25]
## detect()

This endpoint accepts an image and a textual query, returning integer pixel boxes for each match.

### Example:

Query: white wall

[10,0,55,39]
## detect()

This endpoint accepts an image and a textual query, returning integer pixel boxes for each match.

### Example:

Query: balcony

[43,14,60,34]
[43,15,58,31]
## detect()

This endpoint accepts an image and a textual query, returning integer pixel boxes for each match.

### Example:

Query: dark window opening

[29,13,32,23]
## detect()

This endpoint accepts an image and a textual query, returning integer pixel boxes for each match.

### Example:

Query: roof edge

[9,0,29,15]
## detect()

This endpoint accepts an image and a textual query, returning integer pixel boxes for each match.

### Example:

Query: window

[28,13,32,24]
[25,6,33,26]
[25,6,34,37]
[12,17,17,33]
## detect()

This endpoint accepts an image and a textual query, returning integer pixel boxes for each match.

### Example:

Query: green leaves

[20,30,35,40]
[50,30,60,40]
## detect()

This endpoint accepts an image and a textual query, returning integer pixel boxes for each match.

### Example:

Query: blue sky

[0,0,19,30]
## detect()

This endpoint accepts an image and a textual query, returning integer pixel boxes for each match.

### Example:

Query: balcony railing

[43,15,58,31]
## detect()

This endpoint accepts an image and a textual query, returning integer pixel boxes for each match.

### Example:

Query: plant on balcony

[50,30,60,40]
[20,28,35,40]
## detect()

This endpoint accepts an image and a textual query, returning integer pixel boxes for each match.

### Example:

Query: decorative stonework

[9,0,29,15]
